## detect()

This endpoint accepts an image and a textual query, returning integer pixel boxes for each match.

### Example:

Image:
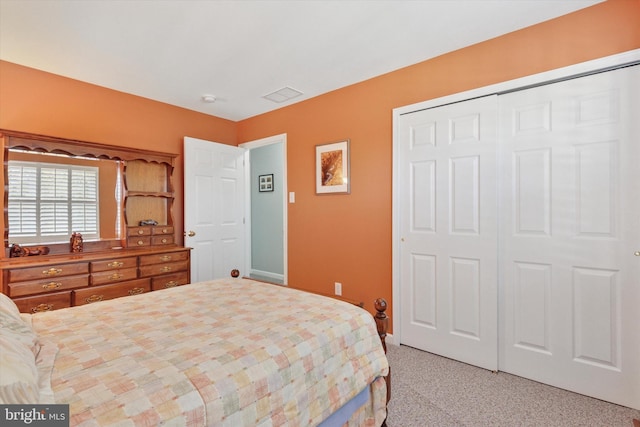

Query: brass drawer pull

[42,282,62,290]
[137,229,145,235]
[164,280,178,288]
[32,303,53,313]
[137,240,145,246]
[161,238,168,244]
[108,261,124,268]
[42,268,62,276]
[85,295,103,304]
[160,255,172,261]
[128,287,145,296]
[109,273,123,280]
[161,266,172,272]
[161,228,169,234]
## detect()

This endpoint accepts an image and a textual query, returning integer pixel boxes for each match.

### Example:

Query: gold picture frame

[315,139,350,194]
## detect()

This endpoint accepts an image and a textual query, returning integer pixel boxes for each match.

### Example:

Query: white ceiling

[0,0,602,121]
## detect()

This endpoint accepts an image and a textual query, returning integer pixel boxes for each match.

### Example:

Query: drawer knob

[164,280,178,288]
[137,240,145,246]
[42,268,62,276]
[138,229,145,235]
[108,261,124,268]
[31,303,53,313]
[161,238,168,243]
[42,282,62,290]
[128,287,145,296]
[85,295,104,304]
[162,228,169,234]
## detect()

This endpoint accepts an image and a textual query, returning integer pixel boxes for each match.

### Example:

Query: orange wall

[0,61,238,245]
[237,0,640,326]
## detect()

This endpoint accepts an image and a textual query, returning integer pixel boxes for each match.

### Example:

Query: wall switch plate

[334,282,342,296]
[289,192,295,203]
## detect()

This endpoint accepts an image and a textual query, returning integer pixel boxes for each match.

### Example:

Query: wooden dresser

[1,247,190,313]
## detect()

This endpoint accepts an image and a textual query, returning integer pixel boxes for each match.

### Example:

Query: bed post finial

[231,269,240,278]
[373,298,388,353]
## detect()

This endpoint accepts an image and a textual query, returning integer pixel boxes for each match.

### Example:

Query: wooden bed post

[373,298,388,352]
[374,298,391,409]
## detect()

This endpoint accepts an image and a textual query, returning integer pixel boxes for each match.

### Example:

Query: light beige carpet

[385,344,640,427]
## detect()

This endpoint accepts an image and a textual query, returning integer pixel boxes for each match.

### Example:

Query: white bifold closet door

[397,65,639,409]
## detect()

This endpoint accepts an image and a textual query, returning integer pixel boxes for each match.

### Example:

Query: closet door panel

[398,95,498,371]
[499,65,639,410]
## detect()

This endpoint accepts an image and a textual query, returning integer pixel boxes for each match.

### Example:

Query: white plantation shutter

[40,167,70,235]
[7,165,37,235]
[71,169,98,233]
[8,161,100,244]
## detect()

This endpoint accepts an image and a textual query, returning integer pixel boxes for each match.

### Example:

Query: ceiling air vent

[262,86,303,103]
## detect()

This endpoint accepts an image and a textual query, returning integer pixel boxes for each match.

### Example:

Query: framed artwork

[259,174,274,192]
[315,139,350,194]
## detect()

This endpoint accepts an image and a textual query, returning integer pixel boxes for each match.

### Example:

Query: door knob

[635,251,640,256]
[184,230,196,237]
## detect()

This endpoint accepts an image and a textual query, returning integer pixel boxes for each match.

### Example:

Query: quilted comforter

[30,278,389,426]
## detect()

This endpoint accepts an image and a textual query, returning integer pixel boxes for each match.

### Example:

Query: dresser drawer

[7,262,89,283]
[13,291,72,313]
[91,257,138,272]
[91,267,138,286]
[128,236,151,247]
[128,226,152,237]
[73,278,151,306]
[152,226,174,235]
[150,235,174,245]
[7,274,89,297]
[151,271,189,290]
[139,260,189,277]
[139,250,189,266]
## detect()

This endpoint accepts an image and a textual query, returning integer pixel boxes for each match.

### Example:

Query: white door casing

[239,133,288,285]
[498,65,640,409]
[184,137,245,282]
[397,95,499,371]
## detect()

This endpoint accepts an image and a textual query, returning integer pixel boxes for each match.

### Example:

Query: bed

[0,278,390,426]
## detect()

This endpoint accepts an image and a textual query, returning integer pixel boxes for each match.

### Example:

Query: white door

[184,137,245,282]
[499,65,640,409]
[398,95,499,371]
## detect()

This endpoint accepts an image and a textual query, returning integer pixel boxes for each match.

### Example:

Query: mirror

[7,149,123,245]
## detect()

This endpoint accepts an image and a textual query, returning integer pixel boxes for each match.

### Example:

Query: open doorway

[240,134,287,285]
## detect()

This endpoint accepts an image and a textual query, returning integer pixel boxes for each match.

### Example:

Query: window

[8,160,100,244]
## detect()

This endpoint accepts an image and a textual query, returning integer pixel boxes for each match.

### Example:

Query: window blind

[8,161,100,244]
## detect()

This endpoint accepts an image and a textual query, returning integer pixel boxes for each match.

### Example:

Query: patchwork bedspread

[30,278,389,426]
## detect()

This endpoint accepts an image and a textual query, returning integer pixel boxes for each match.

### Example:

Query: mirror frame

[1,129,176,257]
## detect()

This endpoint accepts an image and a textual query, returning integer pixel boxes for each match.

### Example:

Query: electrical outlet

[334,282,342,296]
